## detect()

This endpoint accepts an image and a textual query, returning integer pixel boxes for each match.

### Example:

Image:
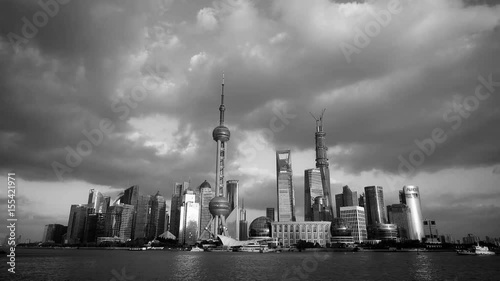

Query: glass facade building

[400,185,424,241]
[42,224,67,244]
[198,180,215,240]
[364,186,386,226]
[276,150,296,222]
[304,168,323,221]
[179,189,200,245]
[170,182,189,239]
[339,206,367,243]
[387,203,413,240]
[148,192,166,240]
[66,204,88,244]
[423,219,439,243]
[335,185,358,218]
[249,216,272,238]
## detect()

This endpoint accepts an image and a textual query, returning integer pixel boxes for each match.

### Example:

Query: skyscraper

[239,200,248,241]
[88,189,106,213]
[339,206,367,243]
[423,219,439,243]
[66,204,88,244]
[122,185,139,205]
[148,191,166,240]
[387,204,413,240]
[335,185,358,218]
[170,182,188,238]
[304,168,323,221]
[266,207,275,221]
[364,186,386,225]
[179,188,200,245]
[104,204,134,242]
[198,180,215,240]
[276,150,296,222]
[133,194,151,239]
[226,180,240,239]
[400,185,424,241]
[311,110,334,221]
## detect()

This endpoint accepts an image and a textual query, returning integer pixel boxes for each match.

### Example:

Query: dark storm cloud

[1,0,500,207]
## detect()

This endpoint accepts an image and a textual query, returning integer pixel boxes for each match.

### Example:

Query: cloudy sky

[1,0,499,242]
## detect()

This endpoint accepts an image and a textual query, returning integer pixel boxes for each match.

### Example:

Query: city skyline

[1,0,500,242]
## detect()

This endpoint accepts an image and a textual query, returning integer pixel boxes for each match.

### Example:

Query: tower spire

[219,73,225,125]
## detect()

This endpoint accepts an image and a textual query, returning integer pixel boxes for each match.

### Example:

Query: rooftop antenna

[309,108,326,131]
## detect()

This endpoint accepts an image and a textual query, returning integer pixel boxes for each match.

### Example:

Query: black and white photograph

[1,0,500,280]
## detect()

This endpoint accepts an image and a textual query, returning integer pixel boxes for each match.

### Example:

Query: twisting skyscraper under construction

[310,109,333,221]
[200,75,232,239]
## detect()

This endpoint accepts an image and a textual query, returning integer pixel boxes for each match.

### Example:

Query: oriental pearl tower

[202,74,232,239]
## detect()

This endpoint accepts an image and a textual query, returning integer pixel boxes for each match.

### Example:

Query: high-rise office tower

[239,199,248,241]
[105,204,134,242]
[133,194,151,239]
[335,185,358,218]
[304,168,323,221]
[387,204,413,240]
[88,189,106,213]
[204,75,232,238]
[122,185,139,205]
[170,182,188,238]
[198,180,215,240]
[423,219,439,243]
[266,207,275,221]
[358,194,365,208]
[276,150,296,222]
[339,206,367,243]
[179,188,200,245]
[364,186,386,225]
[226,180,240,239]
[400,185,424,241]
[66,204,89,244]
[311,110,334,221]
[148,191,166,240]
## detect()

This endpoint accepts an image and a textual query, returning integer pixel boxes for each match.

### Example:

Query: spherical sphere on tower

[212,125,230,142]
[209,196,231,217]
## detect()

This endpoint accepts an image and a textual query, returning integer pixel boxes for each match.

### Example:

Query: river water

[1,249,499,280]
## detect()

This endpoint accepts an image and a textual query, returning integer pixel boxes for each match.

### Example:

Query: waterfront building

[239,200,248,241]
[148,192,166,240]
[330,218,354,244]
[198,180,215,240]
[133,194,151,239]
[179,188,200,245]
[400,186,424,241]
[272,221,331,247]
[364,186,386,226]
[170,182,189,238]
[423,219,440,243]
[311,110,334,221]
[266,207,275,221]
[66,204,89,244]
[42,224,67,244]
[104,204,134,242]
[387,204,413,240]
[304,168,323,221]
[335,185,358,218]
[250,216,273,238]
[339,206,367,243]
[276,150,296,222]
[226,180,240,239]
[367,223,398,241]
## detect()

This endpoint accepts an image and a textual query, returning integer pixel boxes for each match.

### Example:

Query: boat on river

[457,244,495,255]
